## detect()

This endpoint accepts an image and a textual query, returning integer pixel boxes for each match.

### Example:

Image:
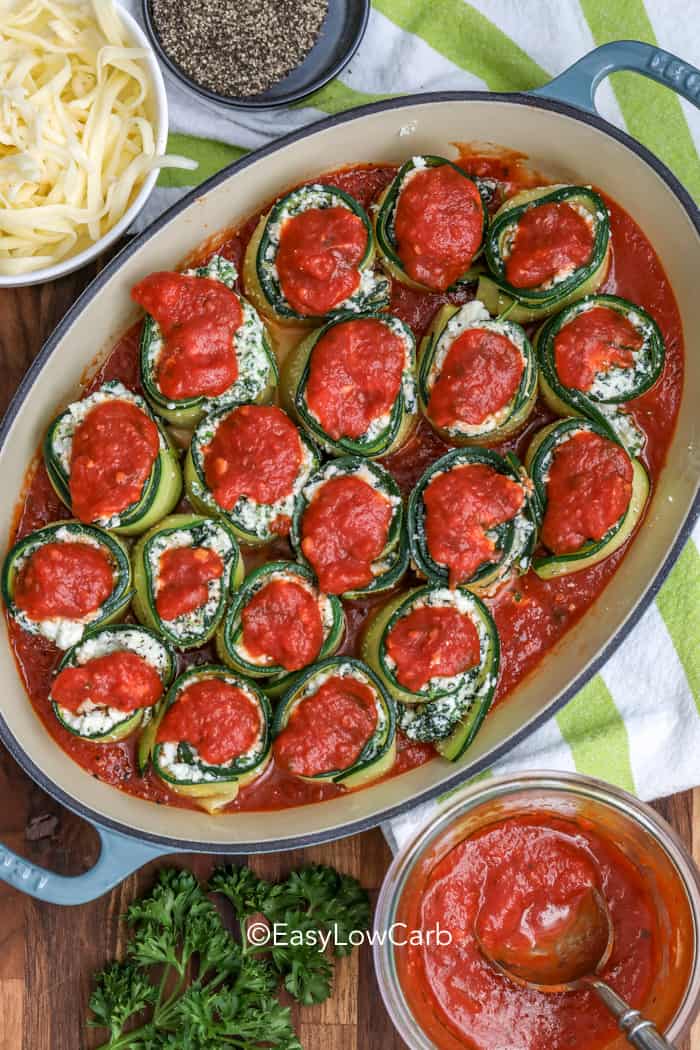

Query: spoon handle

[590,981,676,1049]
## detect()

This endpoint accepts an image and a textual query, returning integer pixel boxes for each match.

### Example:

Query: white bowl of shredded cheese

[0,0,194,286]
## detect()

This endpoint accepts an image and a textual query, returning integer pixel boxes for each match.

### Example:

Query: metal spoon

[476,887,675,1049]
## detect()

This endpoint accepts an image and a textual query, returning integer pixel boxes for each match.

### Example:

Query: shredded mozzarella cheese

[0,0,195,274]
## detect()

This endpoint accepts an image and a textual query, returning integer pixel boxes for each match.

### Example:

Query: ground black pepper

[150,0,329,98]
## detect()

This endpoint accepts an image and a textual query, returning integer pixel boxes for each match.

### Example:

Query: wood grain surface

[0,256,698,1050]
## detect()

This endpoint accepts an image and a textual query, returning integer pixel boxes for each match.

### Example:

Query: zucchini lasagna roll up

[291,457,408,600]
[44,380,182,535]
[49,624,175,743]
[281,311,417,458]
[272,657,396,787]
[133,255,278,427]
[243,183,389,325]
[132,514,244,650]
[143,665,271,813]
[535,294,665,456]
[185,403,319,545]
[525,417,649,579]
[478,185,611,322]
[418,300,537,444]
[2,522,132,649]
[408,447,538,592]
[374,155,487,291]
[216,561,345,696]
[362,586,499,761]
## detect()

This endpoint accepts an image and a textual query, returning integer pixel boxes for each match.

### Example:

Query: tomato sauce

[52,650,163,714]
[554,305,640,391]
[5,155,685,812]
[300,474,393,594]
[394,165,484,291]
[273,674,377,777]
[385,606,480,693]
[203,404,301,526]
[505,201,595,289]
[423,463,525,586]
[155,546,223,622]
[157,678,261,765]
[14,541,114,620]
[241,578,324,671]
[70,399,159,523]
[429,327,525,428]
[276,206,366,316]
[541,431,633,555]
[132,272,242,400]
[305,317,405,440]
[398,814,663,1050]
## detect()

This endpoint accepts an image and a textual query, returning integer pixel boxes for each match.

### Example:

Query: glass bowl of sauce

[374,772,700,1050]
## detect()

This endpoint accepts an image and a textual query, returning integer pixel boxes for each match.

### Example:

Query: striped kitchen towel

[122,0,700,825]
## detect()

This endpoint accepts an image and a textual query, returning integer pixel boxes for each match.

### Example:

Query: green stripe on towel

[373,0,550,92]
[656,540,700,714]
[157,134,248,188]
[557,675,636,792]
[580,0,700,200]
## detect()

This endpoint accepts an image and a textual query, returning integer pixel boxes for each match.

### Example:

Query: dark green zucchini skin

[535,294,664,456]
[524,417,650,579]
[184,404,320,546]
[374,155,488,291]
[216,560,345,694]
[417,302,537,445]
[49,623,177,743]
[244,184,389,324]
[1,521,133,648]
[407,446,539,592]
[138,255,278,427]
[280,310,418,458]
[478,185,611,321]
[131,514,243,650]
[271,656,396,786]
[289,456,409,600]
[43,380,182,535]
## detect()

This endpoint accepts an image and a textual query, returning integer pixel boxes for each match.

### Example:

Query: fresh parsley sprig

[88,864,369,1049]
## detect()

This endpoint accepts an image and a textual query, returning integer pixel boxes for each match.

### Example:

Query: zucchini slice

[2,521,132,649]
[525,417,650,579]
[43,380,182,536]
[50,624,176,743]
[280,311,417,458]
[145,665,272,813]
[271,656,396,787]
[535,294,665,456]
[418,300,537,445]
[216,560,345,696]
[243,183,389,325]
[374,155,488,291]
[478,185,611,322]
[387,589,499,760]
[131,514,244,650]
[290,456,408,600]
[138,255,278,428]
[408,447,538,593]
[184,403,320,546]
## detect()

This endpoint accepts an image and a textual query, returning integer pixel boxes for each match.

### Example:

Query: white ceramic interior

[0,5,168,289]
[0,96,698,849]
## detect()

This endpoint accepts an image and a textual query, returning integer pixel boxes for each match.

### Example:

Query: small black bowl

[142,0,370,111]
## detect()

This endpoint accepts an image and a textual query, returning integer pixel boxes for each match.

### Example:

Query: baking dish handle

[530,39,700,113]
[0,823,170,905]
